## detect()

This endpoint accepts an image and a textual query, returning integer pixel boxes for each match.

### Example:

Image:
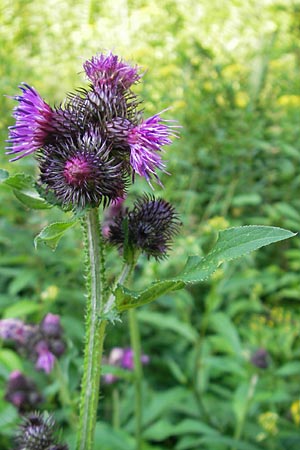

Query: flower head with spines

[15,412,69,450]
[107,194,181,259]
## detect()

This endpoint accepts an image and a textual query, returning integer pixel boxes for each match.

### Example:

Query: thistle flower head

[38,129,128,209]
[6,84,54,161]
[83,52,141,90]
[127,114,175,185]
[40,313,62,338]
[5,371,43,413]
[108,194,181,259]
[251,348,270,369]
[35,341,56,374]
[0,318,32,344]
[15,412,69,450]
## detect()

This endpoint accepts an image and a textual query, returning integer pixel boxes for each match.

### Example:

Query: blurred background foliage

[1,0,300,449]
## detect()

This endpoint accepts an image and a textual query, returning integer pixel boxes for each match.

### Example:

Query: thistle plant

[1,51,296,450]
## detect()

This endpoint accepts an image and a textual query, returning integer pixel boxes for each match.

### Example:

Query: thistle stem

[128,308,143,450]
[77,208,108,450]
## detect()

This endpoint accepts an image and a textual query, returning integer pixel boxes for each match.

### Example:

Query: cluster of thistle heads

[6,51,181,259]
[0,314,65,375]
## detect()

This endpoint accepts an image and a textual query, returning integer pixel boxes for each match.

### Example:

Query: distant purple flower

[251,348,270,369]
[83,52,141,90]
[0,318,31,344]
[0,314,65,374]
[5,371,43,413]
[40,313,62,338]
[127,114,174,185]
[103,346,149,385]
[35,341,56,374]
[6,83,54,161]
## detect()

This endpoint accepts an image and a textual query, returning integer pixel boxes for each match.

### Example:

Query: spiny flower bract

[37,130,128,209]
[107,194,181,259]
[15,412,69,450]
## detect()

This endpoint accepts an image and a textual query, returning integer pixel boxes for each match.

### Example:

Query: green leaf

[1,172,35,190]
[3,300,41,318]
[116,226,296,311]
[13,189,52,209]
[0,172,52,209]
[208,312,242,355]
[137,310,197,343]
[0,168,9,182]
[0,349,24,373]
[276,361,300,376]
[34,220,78,250]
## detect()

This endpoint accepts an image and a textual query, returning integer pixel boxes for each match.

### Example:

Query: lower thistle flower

[37,130,128,209]
[15,412,68,450]
[5,371,43,413]
[108,194,181,259]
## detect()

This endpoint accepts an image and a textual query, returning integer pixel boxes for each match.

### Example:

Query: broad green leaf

[143,387,188,426]
[0,403,19,433]
[13,189,52,209]
[177,435,264,450]
[116,226,296,311]
[0,168,9,182]
[137,310,198,343]
[144,418,219,441]
[276,361,300,376]
[3,300,41,318]
[0,172,35,190]
[94,423,134,450]
[34,220,78,250]
[0,349,24,373]
[208,312,242,355]
[0,172,52,209]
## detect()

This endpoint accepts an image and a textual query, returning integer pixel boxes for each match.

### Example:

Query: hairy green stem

[104,262,134,314]
[128,308,143,450]
[77,208,108,450]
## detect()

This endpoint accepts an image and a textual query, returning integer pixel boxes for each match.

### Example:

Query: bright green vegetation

[1,1,300,449]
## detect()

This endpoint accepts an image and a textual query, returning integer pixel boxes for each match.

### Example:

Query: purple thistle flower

[6,83,54,161]
[0,318,30,344]
[108,194,181,259]
[40,313,62,338]
[251,348,270,369]
[37,129,128,209]
[35,341,56,374]
[103,347,149,385]
[1,315,65,374]
[5,371,43,413]
[127,113,175,185]
[83,52,141,90]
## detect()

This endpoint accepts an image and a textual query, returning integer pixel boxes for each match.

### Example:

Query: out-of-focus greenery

[1,0,300,449]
